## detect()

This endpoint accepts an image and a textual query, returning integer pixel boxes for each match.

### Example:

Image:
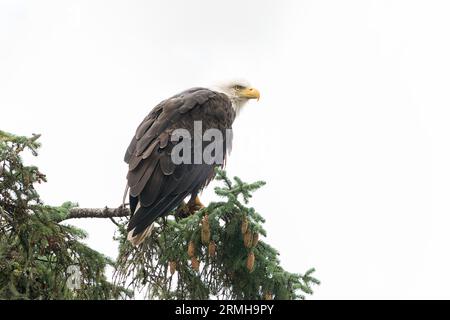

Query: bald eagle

[124,80,260,245]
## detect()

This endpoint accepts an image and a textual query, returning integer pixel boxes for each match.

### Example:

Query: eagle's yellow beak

[239,87,260,101]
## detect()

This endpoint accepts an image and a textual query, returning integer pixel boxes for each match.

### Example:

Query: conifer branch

[1,131,130,299]
[63,207,131,221]
[1,131,319,300]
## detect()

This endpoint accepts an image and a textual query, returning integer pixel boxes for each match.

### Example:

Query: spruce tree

[0,130,130,299]
[0,131,319,299]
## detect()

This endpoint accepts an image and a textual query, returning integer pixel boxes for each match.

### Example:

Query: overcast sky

[2,0,450,299]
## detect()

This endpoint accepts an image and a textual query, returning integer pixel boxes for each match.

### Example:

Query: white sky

[2,0,450,299]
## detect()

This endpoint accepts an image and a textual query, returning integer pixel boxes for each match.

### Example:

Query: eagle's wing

[125,88,234,237]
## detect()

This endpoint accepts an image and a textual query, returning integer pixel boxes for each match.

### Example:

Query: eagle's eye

[233,85,245,91]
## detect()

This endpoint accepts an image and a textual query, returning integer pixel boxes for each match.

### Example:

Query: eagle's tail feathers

[127,224,154,246]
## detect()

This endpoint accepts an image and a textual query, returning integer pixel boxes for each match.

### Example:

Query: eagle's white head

[212,79,260,114]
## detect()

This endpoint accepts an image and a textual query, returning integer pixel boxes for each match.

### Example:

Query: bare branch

[62,206,131,221]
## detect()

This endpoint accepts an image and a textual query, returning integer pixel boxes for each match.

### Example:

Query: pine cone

[246,252,255,272]
[188,240,195,258]
[243,230,253,248]
[191,256,200,271]
[169,261,176,275]
[208,241,216,257]
[264,292,273,300]
[252,233,259,247]
[241,217,248,234]
[23,173,30,187]
[201,215,210,245]
[47,236,60,251]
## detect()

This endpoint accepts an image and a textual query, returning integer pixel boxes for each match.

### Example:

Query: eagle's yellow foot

[176,196,205,218]
[192,196,205,211]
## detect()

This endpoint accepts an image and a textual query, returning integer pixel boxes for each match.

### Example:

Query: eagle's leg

[191,195,205,211]
[176,196,205,219]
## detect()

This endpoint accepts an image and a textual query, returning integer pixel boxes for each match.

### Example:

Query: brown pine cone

[208,241,216,257]
[191,256,200,271]
[252,233,259,247]
[188,240,195,258]
[243,230,253,248]
[264,291,273,300]
[241,217,248,234]
[201,215,211,245]
[169,261,176,275]
[246,252,255,272]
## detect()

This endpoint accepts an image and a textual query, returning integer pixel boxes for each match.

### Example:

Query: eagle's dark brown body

[124,88,236,237]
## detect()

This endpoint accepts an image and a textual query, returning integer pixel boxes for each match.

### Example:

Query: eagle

[124,80,260,245]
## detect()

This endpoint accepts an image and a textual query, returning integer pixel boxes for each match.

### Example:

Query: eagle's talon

[189,196,205,213]
[176,196,205,218]
[194,196,205,210]
[176,201,190,218]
